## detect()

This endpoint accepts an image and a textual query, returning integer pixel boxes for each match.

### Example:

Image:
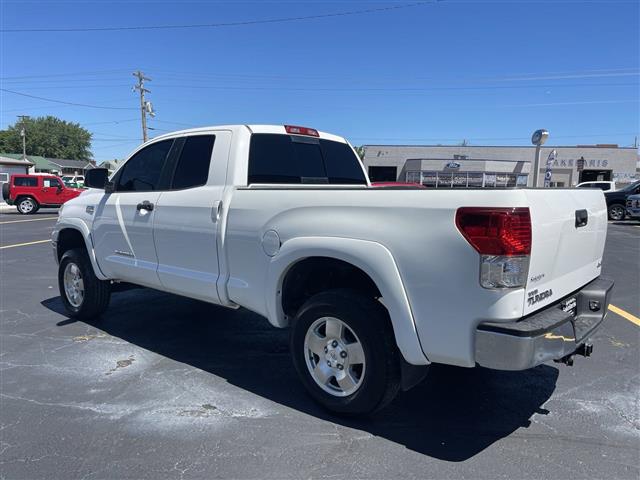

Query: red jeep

[2,174,83,214]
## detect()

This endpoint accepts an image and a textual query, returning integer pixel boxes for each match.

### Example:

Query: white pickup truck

[53,124,614,414]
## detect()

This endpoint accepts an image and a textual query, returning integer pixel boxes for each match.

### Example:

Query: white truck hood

[522,189,607,315]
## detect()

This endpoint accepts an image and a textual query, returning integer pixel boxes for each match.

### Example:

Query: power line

[0,88,138,110]
[83,118,139,126]
[153,119,199,127]
[146,81,638,92]
[0,69,133,80]
[0,1,440,33]
[2,66,636,85]
[2,81,636,93]
[92,138,141,142]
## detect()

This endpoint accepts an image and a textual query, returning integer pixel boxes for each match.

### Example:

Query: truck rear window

[248,134,366,185]
[13,177,38,187]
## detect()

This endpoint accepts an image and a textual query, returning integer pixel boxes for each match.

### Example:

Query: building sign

[544,150,556,188]
[552,157,608,169]
[445,161,461,169]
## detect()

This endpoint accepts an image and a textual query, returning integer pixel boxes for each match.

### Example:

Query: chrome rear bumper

[475,277,614,370]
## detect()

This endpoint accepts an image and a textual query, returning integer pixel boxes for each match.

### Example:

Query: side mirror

[84,168,109,189]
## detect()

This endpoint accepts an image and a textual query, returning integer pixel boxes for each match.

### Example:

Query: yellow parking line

[609,304,640,327]
[0,217,57,225]
[0,239,50,250]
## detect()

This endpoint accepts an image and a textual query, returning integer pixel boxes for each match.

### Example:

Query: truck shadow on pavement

[44,288,559,462]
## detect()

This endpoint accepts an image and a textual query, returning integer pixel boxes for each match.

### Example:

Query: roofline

[0,158,34,166]
[48,160,94,168]
[150,124,348,144]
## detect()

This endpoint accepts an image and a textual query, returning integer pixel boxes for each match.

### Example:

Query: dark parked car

[605,180,640,220]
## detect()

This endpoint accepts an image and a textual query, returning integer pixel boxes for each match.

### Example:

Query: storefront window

[437,172,453,188]
[405,171,421,183]
[421,172,437,187]
[405,170,528,188]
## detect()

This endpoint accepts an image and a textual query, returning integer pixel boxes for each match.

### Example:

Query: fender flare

[53,219,108,280]
[266,236,429,365]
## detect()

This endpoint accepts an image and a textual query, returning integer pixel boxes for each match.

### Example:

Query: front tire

[17,197,38,215]
[608,203,626,221]
[290,289,400,415]
[58,248,111,319]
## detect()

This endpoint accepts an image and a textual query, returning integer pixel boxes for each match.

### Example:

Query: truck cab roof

[151,124,348,144]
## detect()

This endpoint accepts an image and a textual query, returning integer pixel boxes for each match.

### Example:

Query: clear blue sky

[1,0,638,161]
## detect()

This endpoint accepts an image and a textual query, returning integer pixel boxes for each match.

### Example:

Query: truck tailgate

[523,189,608,316]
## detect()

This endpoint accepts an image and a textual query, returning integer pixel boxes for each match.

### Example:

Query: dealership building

[362,144,638,188]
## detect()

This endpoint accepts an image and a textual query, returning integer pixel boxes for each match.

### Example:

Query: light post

[531,129,549,187]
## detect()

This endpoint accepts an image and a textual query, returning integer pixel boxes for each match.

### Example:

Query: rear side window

[248,134,366,185]
[320,140,367,184]
[117,139,173,192]
[13,177,38,187]
[171,135,215,189]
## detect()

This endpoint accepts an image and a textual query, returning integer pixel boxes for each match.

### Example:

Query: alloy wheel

[304,316,366,397]
[19,199,35,213]
[63,262,85,308]
[610,205,625,221]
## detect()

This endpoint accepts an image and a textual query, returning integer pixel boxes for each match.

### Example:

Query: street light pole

[531,129,549,187]
[532,144,542,187]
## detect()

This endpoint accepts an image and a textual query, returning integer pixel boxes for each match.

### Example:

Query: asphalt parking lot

[1,211,638,479]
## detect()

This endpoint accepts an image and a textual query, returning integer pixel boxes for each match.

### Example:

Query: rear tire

[290,289,401,415]
[608,203,625,221]
[58,248,111,320]
[16,197,38,215]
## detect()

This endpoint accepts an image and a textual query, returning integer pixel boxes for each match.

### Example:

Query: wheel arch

[53,221,108,280]
[266,236,429,365]
[15,194,39,205]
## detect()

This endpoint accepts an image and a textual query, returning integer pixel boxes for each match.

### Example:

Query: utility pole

[133,71,154,142]
[17,115,29,160]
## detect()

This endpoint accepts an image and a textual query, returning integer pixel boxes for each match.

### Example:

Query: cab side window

[117,140,173,192]
[171,135,215,189]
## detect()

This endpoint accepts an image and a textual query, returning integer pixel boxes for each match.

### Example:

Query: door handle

[212,200,222,222]
[575,209,588,228]
[136,200,154,212]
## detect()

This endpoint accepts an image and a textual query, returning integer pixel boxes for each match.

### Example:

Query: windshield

[620,181,640,192]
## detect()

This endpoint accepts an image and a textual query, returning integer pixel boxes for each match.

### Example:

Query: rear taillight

[456,207,532,289]
[284,125,319,137]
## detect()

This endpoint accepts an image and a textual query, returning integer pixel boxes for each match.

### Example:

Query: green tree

[0,116,92,159]
[353,146,365,160]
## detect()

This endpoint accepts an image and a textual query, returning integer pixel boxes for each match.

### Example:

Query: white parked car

[52,125,614,414]
[61,175,85,187]
[576,181,616,191]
